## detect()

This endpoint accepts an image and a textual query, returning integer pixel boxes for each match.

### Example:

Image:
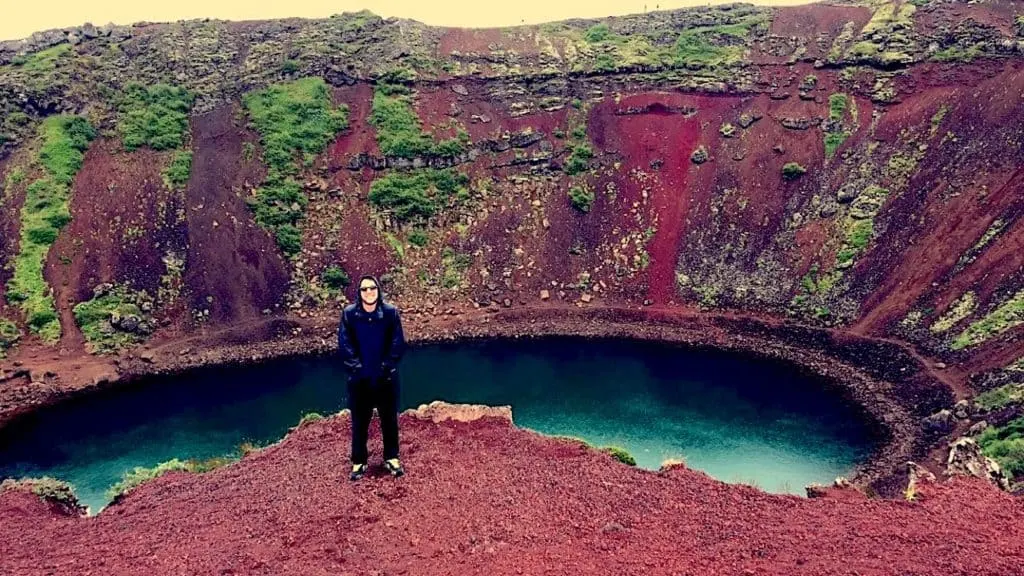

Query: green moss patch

[952,289,1024,350]
[782,162,806,180]
[117,84,194,152]
[974,382,1024,412]
[368,168,470,224]
[6,115,95,343]
[106,459,191,503]
[13,44,72,74]
[601,446,637,466]
[242,78,349,255]
[978,417,1024,484]
[243,78,348,178]
[162,150,192,189]
[72,284,155,354]
[568,184,595,213]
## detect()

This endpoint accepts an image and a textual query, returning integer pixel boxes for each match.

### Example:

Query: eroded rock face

[946,437,1010,491]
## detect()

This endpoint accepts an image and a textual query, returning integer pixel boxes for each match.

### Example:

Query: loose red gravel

[1,407,1022,575]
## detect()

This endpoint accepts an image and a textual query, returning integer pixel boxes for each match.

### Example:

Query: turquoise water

[0,338,877,512]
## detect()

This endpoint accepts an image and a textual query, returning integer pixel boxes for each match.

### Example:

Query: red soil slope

[1,407,1020,576]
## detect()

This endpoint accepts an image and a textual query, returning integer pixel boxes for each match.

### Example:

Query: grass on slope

[6,115,95,342]
[368,169,470,224]
[117,83,193,152]
[952,290,1024,350]
[241,77,349,255]
[978,417,1024,484]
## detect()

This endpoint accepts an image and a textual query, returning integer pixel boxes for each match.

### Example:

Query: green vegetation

[931,44,984,63]
[370,86,431,158]
[1016,15,1024,37]
[823,93,856,157]
[6,115,95,343]
[162,150,192,189]
[440,247,473,289]
[243,78,349,178]
[836,186,888,269]
[242,78,349,255]
[368,169,470,224]
[321,265,351,290]
[952,290,1024,350]
[829,93,849,121]
[674,16,766,67]
[564,143,594,175]
[978,417,1024,484]
[408,228,429,247]
[107,459,191,502]
[601,446,636,466]
[2,477,81,510]
[974,382,1024,412]
[781,162,806,180]
[930,292,976,334]
[13,44,72,74]
[369,84,470,158]
[281,59,301,74]
[117,84,193,152]
[930,105,949,136]
[295,412,324,428]
[0,318,21,358]
[568,184,595,213]
[72,284,154,354]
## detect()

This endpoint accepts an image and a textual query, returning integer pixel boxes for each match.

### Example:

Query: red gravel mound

[1,404,1021,576]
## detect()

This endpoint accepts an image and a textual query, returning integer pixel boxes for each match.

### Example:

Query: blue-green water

[0,338,877,512]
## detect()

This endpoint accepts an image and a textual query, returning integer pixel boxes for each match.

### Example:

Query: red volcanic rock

[1,403,1022,575]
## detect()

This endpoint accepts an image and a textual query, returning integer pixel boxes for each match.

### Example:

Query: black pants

[348,374,400,465]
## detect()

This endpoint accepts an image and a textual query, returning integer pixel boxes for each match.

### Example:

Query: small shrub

[281,59,301,73]
[584,23,612,43]
[978,417,1024,482]
[162,150,192,189]
[602,446,636,466]
[408,229,429,247]
[322,265,351,289]
[828,93,849,121]
[297,412,324,428]
[568,185,595,213]
[782,162,806,180]
[106,459,190,502]
[564,144,594,176]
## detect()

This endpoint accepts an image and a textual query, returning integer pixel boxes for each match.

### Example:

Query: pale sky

[2,0,816,42]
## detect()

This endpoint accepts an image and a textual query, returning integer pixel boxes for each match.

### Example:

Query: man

[337,274,407,480]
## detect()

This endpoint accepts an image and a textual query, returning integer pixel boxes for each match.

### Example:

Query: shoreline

[0,305,951,495]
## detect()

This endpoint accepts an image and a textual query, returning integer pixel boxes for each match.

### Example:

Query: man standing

[337,274,407,480]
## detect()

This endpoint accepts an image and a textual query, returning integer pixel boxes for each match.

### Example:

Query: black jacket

[337,287,406,383]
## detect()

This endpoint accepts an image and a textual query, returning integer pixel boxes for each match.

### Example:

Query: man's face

[359,279,379,306]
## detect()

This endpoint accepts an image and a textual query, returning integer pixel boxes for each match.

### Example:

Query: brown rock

[540,290,550,301]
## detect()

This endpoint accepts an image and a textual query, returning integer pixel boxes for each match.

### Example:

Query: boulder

[509,130,543,149]
[450,84,469,96]
[837,185,859,203]
[946,437,1010,491]
[953,399,971,420]
[923,409,955,436]
[690,146,709,165]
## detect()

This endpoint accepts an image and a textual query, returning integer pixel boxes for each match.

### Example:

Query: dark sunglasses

[359,286,378,292]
